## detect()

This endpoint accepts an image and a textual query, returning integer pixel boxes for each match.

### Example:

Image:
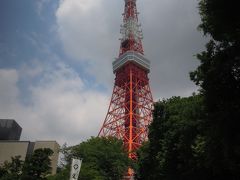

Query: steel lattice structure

[98,0,153,177]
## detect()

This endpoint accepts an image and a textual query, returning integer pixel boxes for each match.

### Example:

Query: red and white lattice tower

[98,0,153,177]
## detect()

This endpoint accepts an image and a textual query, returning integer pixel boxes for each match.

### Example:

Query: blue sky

[0,0,206,145]
[1,0,56,66]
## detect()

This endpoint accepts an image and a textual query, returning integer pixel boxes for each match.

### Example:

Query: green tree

[47,168,69,180]
[71,137,131,180]
[135,95,206,180]
[50,137,131,180]
[0,156,23,180]
[21,148,53,180]
[190,0,240,178]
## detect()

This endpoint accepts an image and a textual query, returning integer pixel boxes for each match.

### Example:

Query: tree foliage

[21,148,53,180]
[136,0,240,179]
[49,137,131,180]
[73,137,130,180]
[0,156,24,180]
[190,0,240,178]
[47,168,69,180]
[0,148,53,180]
[135,96,206,180]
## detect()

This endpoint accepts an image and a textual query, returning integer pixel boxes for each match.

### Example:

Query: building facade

[0,140,60,175]
[0,119,22,140]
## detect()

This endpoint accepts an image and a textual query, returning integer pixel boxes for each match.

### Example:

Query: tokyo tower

[98,0,153,164]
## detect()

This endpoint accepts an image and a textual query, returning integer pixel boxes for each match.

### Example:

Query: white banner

[70,158,82,180]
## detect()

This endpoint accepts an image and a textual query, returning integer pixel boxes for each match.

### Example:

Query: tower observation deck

[98,0,153,178]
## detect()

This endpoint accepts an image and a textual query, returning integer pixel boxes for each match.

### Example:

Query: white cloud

[56,0,121,87]
[0,69,20,113]
[36,0,51,18]
[0,0,207,148]
[0,64,108,145]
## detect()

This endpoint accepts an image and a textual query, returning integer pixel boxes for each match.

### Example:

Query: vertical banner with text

[70,158,82,180]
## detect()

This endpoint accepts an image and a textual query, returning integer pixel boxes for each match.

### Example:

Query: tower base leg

[123,168,134,180]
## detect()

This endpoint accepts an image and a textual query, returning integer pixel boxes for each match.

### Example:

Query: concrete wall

[34,141,60,175]
[0,141,60,175]
[0,141,30,166]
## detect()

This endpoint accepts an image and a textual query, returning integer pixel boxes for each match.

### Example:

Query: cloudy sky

[0,0,206,145]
